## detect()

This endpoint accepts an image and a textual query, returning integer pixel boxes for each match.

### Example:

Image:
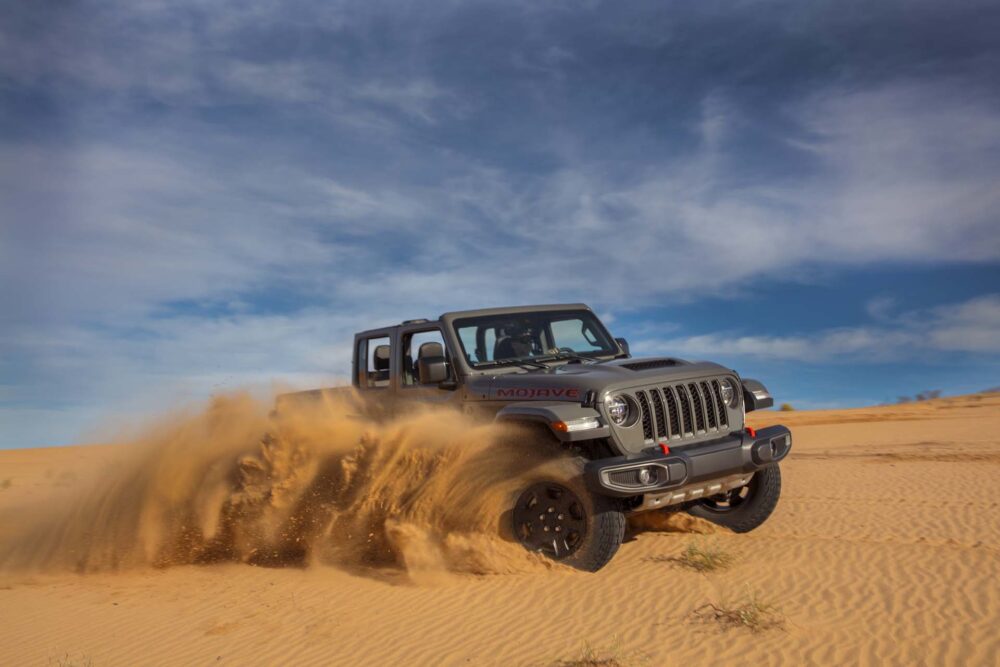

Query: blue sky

[1,0,998,448]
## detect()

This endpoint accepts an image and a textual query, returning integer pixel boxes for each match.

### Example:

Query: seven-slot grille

[631,379,730,442]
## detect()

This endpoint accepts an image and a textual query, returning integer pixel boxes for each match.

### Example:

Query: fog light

[638,467,652,485]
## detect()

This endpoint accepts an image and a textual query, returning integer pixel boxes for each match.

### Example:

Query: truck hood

[466,357,735,402]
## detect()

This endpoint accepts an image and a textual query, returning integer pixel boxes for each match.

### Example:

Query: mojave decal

[494,387,581,400]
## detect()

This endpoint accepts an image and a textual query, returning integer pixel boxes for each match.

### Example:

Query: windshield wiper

[547,351,622,365]
[549,351,597,364]
[476,356,552,370]
[512,359,551,370]
[475,350,617,370]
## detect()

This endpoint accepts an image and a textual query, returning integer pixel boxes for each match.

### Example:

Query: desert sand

[1,392,998,666]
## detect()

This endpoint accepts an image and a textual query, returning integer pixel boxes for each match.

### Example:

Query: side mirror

[417,356,449,385]
[742,379,774,411]
[615,337,630,356]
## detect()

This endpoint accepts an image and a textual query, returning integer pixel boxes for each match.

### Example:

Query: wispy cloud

[637,295,1000,362]
[353,79,459,123]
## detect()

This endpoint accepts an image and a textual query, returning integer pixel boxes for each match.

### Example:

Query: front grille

[630,379,731,442]
[635,391,654,441]
[664,388,680,435]
[688,383,706,431]
[677,386,693,433]
[650,389,666,438]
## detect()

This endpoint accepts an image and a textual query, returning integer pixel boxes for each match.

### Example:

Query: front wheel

[511,458,625,572]
[686,464,782,533]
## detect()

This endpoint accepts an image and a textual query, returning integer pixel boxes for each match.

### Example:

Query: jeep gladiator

[295,303,791,571]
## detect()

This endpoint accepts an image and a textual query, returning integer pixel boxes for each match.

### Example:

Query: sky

[1,0,999,448]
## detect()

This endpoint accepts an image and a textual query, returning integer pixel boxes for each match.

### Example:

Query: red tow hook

[745,426,757,439]
[659,442,670,455]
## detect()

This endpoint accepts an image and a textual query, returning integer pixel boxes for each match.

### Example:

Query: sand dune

[1,392,998,666]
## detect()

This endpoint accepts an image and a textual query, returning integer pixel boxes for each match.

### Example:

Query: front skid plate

[632,472,753,512]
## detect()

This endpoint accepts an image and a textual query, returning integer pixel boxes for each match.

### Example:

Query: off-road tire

[686,464,782,533]
[511,457,626,572]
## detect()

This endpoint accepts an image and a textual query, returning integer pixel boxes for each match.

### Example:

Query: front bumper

[583,425,792,498]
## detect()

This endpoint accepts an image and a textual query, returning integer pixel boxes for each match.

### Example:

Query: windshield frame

[450,308,620,370]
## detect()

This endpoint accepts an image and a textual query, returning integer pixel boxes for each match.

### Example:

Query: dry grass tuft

[676,540,735,572]
[646,539,735,572]
[552,635,645,666]
[693,588,785,633]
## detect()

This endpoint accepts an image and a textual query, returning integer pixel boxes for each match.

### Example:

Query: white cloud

[865,296,897,321]
[353,79,456,123]
[925,295,1000,353]
[635,295,1000,362]
[789,80,1000,263]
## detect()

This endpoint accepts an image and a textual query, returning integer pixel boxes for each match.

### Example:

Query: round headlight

[720,379,739,407]
[605,395,629,425]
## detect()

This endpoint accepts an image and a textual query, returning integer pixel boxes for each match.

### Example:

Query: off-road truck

[300,304,791,572]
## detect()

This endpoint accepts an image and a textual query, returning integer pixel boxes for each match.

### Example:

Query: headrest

[373,344,391,370]
[418,342,444,359]
[502,323,532,339]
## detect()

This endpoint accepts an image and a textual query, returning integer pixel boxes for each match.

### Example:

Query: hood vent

[621,358,685,372]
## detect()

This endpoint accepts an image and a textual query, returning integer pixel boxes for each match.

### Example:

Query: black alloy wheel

[512,482,587,559]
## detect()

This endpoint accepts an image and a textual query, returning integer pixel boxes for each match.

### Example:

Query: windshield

[453,310,619,367]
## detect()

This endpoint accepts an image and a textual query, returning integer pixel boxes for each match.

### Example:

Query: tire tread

[570,495,626,572]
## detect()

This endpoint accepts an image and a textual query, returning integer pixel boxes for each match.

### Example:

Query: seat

[371,344,391,385]
[418,341,444,360]
[494,335,532,360]
[415,341,449,383]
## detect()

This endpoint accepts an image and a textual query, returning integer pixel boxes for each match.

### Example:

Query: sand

[1,392,998,666]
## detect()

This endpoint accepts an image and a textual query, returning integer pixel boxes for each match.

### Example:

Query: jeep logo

[496,387,581,400]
